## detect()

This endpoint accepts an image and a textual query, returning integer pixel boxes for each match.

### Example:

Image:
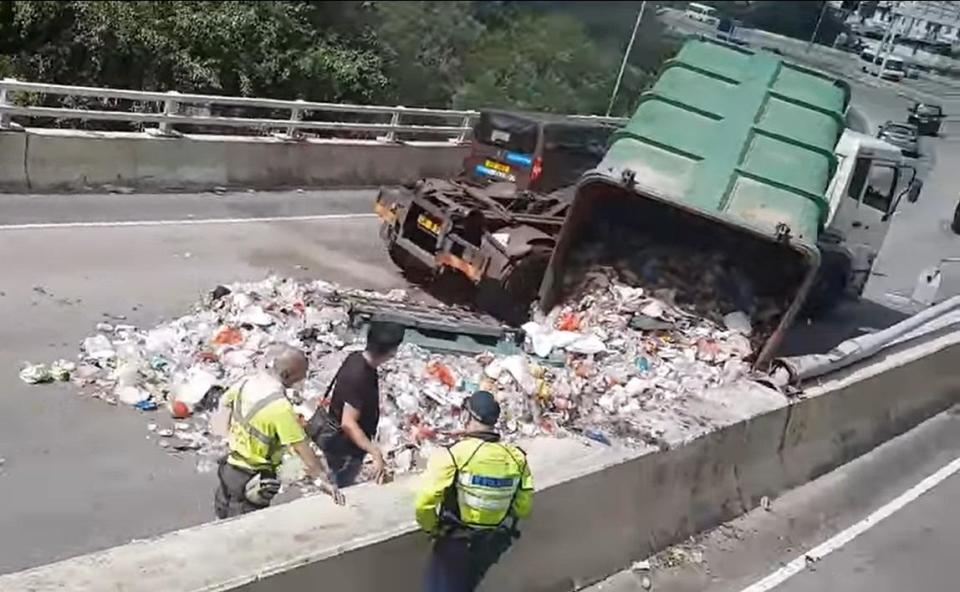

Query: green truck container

[539,38,852,365]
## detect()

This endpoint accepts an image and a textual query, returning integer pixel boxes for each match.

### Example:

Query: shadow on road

[778,298,910,357]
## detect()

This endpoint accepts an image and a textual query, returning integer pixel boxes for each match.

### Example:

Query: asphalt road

[0,190,400,573]
[0,69,959,575]
[775,472,960,592]
[585,407,960,592]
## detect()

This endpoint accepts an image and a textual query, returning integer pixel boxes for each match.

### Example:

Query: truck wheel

[387,242,431,283]
[951,202,960,235]
[476,247,551,326]
[803,256,850,318]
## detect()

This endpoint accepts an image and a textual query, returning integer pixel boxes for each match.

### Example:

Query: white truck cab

[684,2,720,26]
[862,56,906,82]
[820,130,921,297]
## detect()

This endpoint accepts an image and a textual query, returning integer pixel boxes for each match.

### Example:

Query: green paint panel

[594,38,849,246]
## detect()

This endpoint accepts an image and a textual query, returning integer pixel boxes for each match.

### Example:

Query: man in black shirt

[322,321,405,487]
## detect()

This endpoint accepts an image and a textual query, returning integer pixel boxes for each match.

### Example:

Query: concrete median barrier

[0,128,470,192]
[2,333,958,592]
[0,132,28,190]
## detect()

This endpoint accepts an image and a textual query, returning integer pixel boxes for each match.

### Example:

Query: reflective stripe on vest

[230,384,285,447]
[445,441,526,529]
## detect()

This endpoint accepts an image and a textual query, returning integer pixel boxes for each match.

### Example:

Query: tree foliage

[375,1,482,108]
[0,1,677,114]
[454,13,618,113]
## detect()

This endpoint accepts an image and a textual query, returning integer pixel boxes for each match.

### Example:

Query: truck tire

[803,255,851,318]
[951,201,960,235]
[387,242,431,283]
[476,247,552,326]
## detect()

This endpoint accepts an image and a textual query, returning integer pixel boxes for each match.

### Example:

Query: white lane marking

[738,454,960,592]
[0,213,376,231]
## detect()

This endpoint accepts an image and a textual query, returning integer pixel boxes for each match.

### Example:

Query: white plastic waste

[173,369,219,408]
[82,335,116,361]
[723,311,753,335]
[116,385,149,405]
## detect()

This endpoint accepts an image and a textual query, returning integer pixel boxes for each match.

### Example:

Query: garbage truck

[374,110,619,323]
[538,38,924,366]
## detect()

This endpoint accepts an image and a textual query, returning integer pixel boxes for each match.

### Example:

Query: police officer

[214,345,344,518]
[414,391,534,592]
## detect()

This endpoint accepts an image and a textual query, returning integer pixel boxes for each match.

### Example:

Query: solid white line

[738,454,960,592]
[0,212,376,231]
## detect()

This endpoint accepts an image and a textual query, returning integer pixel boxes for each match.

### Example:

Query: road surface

[584,407,960,592]
[0,77,959,574]
[0,189,399,573]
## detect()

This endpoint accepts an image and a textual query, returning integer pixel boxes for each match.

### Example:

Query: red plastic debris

[426,360,456,388]
[211,326,243,346]
[171,400,191,419]
[555,310,582,331]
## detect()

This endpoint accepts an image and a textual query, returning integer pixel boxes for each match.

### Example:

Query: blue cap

[467,390,501,426]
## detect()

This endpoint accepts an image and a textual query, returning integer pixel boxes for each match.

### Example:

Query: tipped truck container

[539,39,852,366]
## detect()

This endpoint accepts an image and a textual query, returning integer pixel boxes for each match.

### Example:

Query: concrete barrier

[0,128,470,192]
[0,131,28,189]
[2,333,958,592]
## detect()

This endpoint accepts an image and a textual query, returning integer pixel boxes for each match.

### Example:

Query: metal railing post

[455,114,472,143]
[383,107,402,142]
[0,79,13,130]
[158,91,179,135]
[286,100,305,139]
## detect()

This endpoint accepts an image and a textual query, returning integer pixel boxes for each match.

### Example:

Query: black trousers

[214,460,274,519]
[423,530,516,592]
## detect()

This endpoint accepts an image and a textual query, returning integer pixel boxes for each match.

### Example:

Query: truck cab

[820,131,921,297]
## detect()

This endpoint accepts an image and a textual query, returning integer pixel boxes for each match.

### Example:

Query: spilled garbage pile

[20,267,777,482]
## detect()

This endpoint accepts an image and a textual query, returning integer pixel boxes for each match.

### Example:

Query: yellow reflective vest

[415,433,533,534]
[224,374,308,473]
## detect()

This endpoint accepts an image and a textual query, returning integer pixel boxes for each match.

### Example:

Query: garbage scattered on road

[19,360,74,384]
[19,364,53,384]
[24,271,776,484]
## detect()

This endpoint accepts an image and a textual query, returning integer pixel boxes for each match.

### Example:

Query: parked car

[862,56,906,82]
[684,2,719,27]
[877,121,920,157]
[908,102,944,136]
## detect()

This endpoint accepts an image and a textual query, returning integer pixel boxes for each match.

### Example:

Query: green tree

[4,1,389,102]
[454,12,622,114]
[374,1,483,107]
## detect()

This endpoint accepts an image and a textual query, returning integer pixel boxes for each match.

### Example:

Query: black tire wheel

[387,242,432,283]
[951,202,960,235]
[476,247,552,326]
[803,257,850,318]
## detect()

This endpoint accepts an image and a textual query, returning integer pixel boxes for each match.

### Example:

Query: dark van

[462,110,614,194]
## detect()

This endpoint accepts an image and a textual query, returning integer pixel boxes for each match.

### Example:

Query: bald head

[267,344,308,387]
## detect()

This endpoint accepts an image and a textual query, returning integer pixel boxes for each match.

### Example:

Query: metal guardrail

[0,79,628,143]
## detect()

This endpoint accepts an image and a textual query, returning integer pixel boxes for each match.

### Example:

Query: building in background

[837,1,960,46]
[831,1,960,70]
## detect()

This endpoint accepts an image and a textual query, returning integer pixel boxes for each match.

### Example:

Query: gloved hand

[244,473,281,506]
[314,478,346,506]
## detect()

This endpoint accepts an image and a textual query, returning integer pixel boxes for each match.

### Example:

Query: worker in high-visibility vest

[214,345,344,518]
[414,390,533,592]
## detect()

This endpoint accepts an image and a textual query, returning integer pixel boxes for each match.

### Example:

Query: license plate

[483,159,511,174]
[417,214,441,235]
